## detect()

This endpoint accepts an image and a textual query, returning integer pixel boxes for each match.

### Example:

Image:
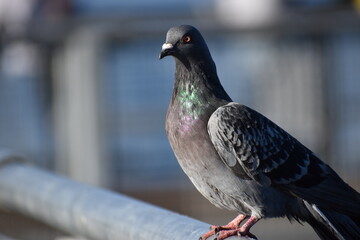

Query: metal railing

[0,153,246,240]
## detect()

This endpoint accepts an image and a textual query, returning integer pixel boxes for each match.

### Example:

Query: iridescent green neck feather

[169,53,232,135]
[173,61,231,116]
[177,82,206,119]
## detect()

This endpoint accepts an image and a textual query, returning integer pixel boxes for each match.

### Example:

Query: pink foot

[216,227,257,240]
[200,215,258,240]
[200,214,247,240]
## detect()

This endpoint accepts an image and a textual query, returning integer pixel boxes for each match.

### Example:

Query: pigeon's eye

[182,35,191,44]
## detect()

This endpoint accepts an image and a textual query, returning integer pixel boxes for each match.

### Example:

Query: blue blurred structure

[0,1,359,239]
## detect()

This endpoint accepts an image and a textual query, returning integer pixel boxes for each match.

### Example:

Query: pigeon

[159,25,360,240]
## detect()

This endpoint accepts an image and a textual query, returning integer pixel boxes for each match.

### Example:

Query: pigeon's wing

[208,102,360,215]
[207,102,308,185]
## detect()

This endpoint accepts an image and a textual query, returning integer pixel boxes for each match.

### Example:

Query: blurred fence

[0,4,359,240]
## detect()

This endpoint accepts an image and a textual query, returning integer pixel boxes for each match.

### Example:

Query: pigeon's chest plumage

[166,97,259,214]
[166,104,234,206]
[166,102,216,171]
[165,82,219,168]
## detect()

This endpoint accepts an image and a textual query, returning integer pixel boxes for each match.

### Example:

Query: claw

[210,225,217,230]
[238,231,257,240]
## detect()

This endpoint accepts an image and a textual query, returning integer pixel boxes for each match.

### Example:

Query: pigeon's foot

[199,214,247,240]
[215,225,258,240]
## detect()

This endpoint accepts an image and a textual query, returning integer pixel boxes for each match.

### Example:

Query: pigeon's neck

[171,60,231,121]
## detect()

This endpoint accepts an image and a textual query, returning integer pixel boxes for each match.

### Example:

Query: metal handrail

[0,153,246,240]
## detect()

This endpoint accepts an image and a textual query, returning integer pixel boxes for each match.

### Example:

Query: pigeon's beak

[159,43,174,59]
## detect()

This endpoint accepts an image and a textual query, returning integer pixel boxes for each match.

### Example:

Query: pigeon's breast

[166,108,256,214]
[166,110,221,172]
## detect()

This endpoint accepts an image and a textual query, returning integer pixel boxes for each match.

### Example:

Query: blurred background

[0,0,359,239]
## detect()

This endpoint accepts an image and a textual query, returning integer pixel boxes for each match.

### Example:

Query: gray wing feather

[207,102,312,185]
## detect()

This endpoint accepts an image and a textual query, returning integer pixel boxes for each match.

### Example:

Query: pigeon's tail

[304,201,360,240]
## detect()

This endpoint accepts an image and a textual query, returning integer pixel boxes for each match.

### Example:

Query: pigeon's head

[159,25,213,68]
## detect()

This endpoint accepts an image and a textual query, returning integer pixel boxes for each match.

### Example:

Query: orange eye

[182,35,191,43]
